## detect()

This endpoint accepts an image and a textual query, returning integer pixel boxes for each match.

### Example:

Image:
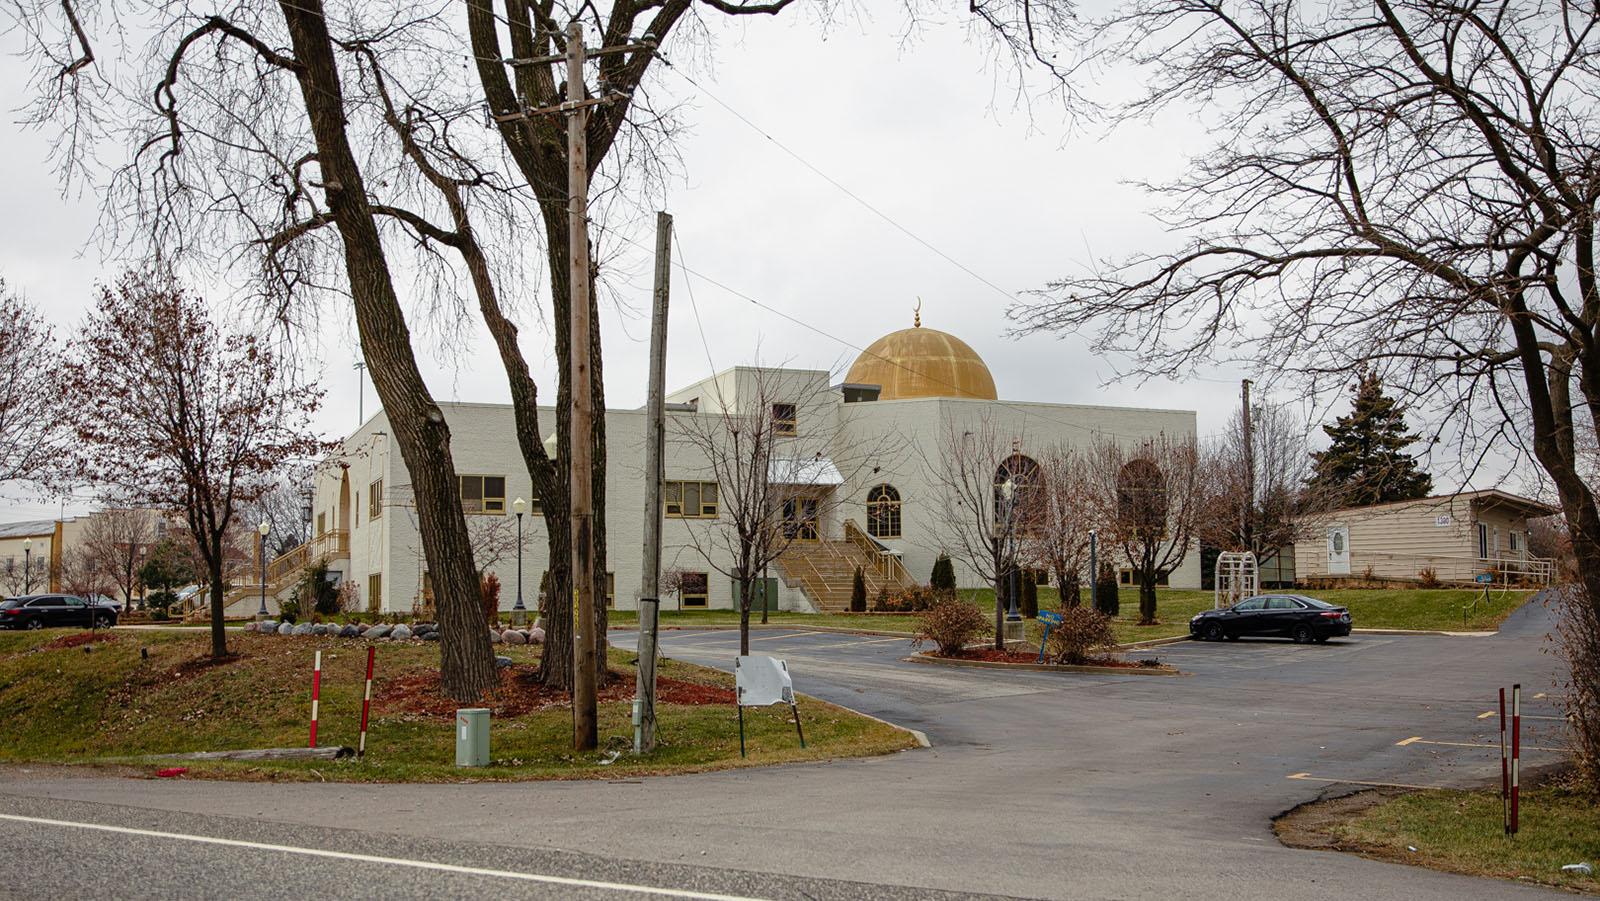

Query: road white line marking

[1535,692,1547,699]
[1406,738,1566,753]
[806,636,909,650]
[1287,773,1452,791]
[1396,736,1423,746]
[1477,711,1495,719]
[748,631,822,642]
[0,812,769,900]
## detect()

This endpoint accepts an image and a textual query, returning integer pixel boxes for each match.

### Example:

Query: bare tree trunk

[279,0,494,702]
[206,545,227,658]
[1057,567,1080,609]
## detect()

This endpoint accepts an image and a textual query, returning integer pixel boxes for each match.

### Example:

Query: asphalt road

[0,596,1575,899]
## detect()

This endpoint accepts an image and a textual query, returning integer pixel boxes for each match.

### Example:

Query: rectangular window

[772,402,797,436]
[367,573,383,612]
[1510,531,1521,553]
[606,572,616,609]
[316,512,326,536]
[458,475,507,514]
[681,572,709,607]
[664,480,719,518]
[369,479,384,520]
[1477,522,1489,559]
[354,491,360,527]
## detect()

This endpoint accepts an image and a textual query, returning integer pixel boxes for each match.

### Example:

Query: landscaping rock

[365,624,392,640]
[243,622,258,633]
[311,624,329,636]
[277,623,295,635]
[258,620,277,632]
[529,627,545,644]
[489,630,503,644]
[495,655,514,668]
[390,624,412,641]
[502,629,527,645]
[339,624,361,639]
[293,623,315,636]
[421,631,440,642]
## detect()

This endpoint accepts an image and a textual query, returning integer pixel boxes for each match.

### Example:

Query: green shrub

[850,567,867,612]
[930,555,956,593]
[278,598,300,623]
[1093,562,1119,616]
[1045,607,1118,665]
[913,597,993,656]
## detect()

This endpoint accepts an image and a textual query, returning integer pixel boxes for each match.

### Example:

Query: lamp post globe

[256,521,271,619]
[22,537,32,595]
[511,498,527,618]
[1000,480,1021,622]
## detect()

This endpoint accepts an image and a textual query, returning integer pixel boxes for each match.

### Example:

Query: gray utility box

[455,708,490,767]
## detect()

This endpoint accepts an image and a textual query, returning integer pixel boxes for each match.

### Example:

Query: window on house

[606,572,616,608]
[458,475,507,514]
[664,481,719,518]
[316,512,326,536]
[367,573,383,612]
[1118,569,1169,586]
[1510,531,1521,553]
[680,571,709,607]
[1477,522,1489,559]
[772,403,797,436]
[369,479,384,520]
[354,491,360,527]
[866,484,902,539]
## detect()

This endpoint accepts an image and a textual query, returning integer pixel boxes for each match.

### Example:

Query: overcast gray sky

[0,9,1499,520]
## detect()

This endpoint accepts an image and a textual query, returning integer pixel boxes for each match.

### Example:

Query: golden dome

[845,314,998,401]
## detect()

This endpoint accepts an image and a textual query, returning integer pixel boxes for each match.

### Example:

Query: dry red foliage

[942,647,1144,668]
[44,631,118,650]
[376,665,735,719]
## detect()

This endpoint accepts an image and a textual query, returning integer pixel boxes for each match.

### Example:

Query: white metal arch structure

[1215,551,1259,609]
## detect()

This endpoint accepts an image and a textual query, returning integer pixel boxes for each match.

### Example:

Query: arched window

[993,454,1042,535]
[866,484,902,539]
[1116,459,1167,538]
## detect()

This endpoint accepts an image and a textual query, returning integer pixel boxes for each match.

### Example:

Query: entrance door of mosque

[781,497,819,542]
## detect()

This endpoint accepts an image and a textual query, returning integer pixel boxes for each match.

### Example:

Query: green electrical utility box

[732,578,779,613]
[456,707,490,767]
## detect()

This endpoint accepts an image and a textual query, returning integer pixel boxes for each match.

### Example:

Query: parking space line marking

[1408,738,1566,753]
[1287,773,1452,791]
[0,812,768,900]
[1535,692,1547,698]
[1396,736,1423,746]
[806,636,909,650]
[1477,711,1495,719]
[749,631,822,642]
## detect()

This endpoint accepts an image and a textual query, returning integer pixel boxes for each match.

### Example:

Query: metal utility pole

[566,20,599,752]
[635,211,672,755]
[1240,378,1255,551]
[353,360,367,424]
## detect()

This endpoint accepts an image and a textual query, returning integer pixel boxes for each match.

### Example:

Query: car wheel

[94,616,112,629]
[1203,622,1225,641]
[24,619,43,631]
[1292,624,1313,644]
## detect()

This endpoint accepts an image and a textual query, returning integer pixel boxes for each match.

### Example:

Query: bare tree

[1022,444,1093,608]
[58,545,114,600]
[671,368,881,653]
[241,465,314,557]
[65,272,325,657]
[0,279,68,487]
[0,554,50,597]
[76,508,156,609]
[1198,403,1331,573]
[1084,433,1202,625]
[923,416,1038,650]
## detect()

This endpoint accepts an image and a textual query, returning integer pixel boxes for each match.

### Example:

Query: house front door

[782,497,819,542]
[1327,526,1351,575]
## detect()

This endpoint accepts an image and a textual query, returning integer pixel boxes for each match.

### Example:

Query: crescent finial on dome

[914,297,922,328]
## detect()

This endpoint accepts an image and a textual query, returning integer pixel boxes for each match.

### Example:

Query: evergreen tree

[1308,371,1433,506]
[930,554,957,593]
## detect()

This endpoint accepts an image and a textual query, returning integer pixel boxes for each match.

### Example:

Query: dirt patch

[1273,787,1404,851]
[376,666,735,719]
[170,653,245,678]
[43,631,118,651]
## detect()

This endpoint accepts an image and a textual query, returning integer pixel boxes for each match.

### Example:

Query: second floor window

[772,403,797,436]
[369,478,384,520]
[664,480,719,518]
[866,483,902,539]
[459,475,507,514]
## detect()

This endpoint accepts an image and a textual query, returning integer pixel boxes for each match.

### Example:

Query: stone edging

[904,652,1181,676]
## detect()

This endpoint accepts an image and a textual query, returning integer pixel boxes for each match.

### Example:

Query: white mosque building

[290,315,1200,615]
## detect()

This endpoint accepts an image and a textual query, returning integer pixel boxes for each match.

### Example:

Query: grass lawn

[608,585,1538,645]
[1305,780,1600,893]
[0,630,915,782]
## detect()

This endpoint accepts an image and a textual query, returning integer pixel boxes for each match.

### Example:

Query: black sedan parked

[0,594,118,630]
[1190,594,1351,644]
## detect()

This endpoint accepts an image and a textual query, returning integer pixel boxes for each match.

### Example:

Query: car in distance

[1190,594,1351,644]
[0,594,118,630]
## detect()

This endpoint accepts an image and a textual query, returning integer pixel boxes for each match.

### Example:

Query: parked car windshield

[1295,596,1337,609]
[0,599,17,609]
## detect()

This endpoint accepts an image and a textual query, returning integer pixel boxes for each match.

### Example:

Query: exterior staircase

[193,530,351,621]
[775,520,916,612]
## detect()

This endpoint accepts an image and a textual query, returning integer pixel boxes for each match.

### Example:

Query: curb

[903,653,1182,677]
[1351,628,1496,637]
[610,623,915,639]
[1116,635,1193,650]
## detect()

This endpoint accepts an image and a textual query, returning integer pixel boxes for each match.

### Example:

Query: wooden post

[635,211,672,754]
[1241,378,1254,550]
[566,19,598,752]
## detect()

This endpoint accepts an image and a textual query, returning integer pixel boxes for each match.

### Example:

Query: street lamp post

[1000,480,1022,623]
[22,537,32,594]
[512,497,527,626]
[257,521,271,620]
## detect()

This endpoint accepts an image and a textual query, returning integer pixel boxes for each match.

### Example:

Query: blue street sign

[1476,574,1493,584]
[1037,611,1064,625]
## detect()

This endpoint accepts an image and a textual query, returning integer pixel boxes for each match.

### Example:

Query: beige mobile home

[1294,490,1558,586]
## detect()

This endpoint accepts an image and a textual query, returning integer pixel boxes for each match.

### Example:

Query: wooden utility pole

[635,211,672,754]
[567,19,598,751]
[1240,378,1255,551]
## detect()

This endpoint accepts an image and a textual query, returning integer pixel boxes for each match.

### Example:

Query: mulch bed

[942,648,1149,668]
[43,631,117,651]
[377,665,736,719]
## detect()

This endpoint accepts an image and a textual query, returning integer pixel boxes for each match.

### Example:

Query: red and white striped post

[309,650,323,748]
[358,646,375,759]
[1499,687,1509,834]
[1511,683,1522,835]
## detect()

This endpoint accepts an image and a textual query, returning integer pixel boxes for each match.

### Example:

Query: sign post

[734,655,804,758]
[1036,610,1064,663]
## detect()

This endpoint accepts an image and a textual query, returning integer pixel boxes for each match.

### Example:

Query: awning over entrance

[769,457,844,487]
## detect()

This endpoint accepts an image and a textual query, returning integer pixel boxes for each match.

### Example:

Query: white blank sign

[735,655,794,707]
